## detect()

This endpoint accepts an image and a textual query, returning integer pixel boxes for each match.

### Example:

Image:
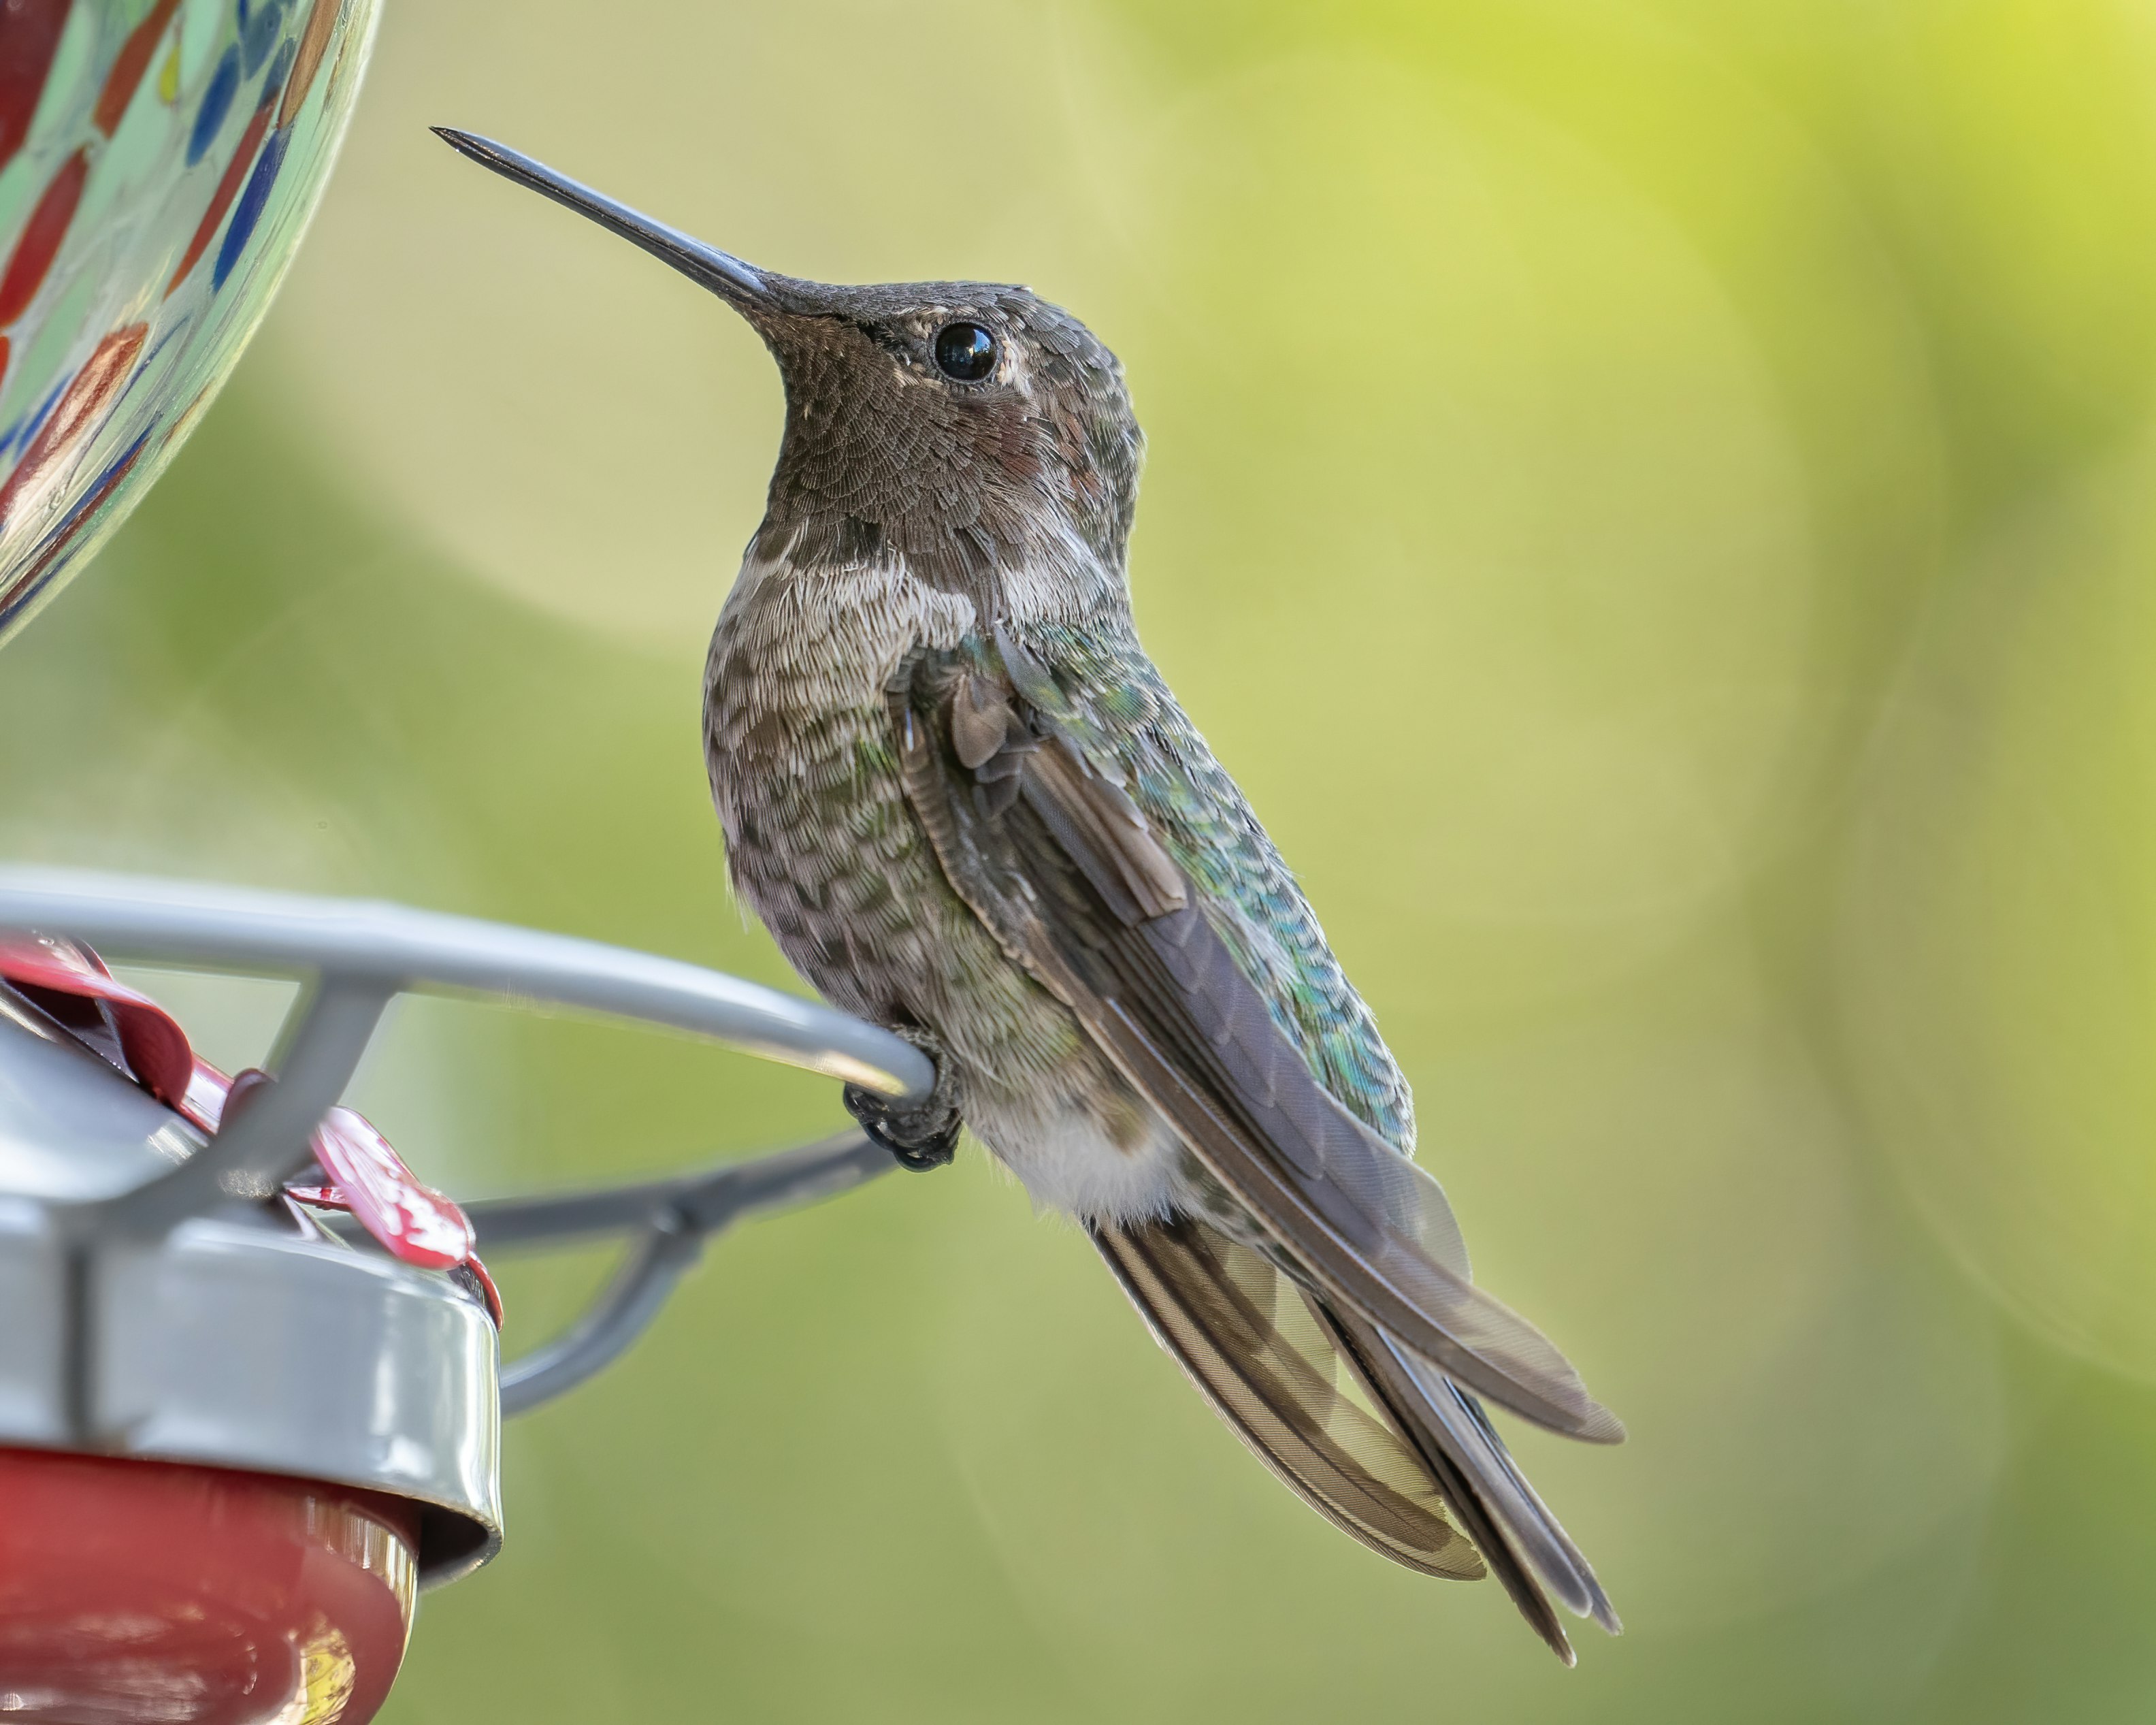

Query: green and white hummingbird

[438,128,1622,1660]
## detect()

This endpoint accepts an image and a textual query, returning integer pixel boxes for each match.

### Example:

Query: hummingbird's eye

[934,322,997,381]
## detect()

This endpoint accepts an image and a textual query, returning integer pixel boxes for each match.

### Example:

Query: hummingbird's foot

[844,1029,960,1172]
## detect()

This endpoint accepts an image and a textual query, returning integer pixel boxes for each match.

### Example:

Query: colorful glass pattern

[0,0,378,647]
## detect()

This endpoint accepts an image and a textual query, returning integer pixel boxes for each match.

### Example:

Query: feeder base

[0,1449,418,1724]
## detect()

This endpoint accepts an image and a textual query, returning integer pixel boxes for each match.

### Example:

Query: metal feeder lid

[0,994,502,1585]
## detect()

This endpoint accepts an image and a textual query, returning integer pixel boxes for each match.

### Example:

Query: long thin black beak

[432,127,774,308]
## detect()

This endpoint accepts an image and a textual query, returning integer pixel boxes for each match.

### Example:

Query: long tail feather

[1326,1304,1620,1659]
[1094,1216,1619,1663]
[1093,1216,1486,1579]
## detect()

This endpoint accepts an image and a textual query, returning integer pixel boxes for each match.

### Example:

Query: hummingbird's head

[435,131,1143,617]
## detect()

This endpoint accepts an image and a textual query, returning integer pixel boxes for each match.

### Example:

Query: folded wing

[888,647,1622,1442]
[888,642,1620,1655]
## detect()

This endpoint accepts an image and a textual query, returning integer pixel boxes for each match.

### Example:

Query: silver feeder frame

[0,865,935,1585]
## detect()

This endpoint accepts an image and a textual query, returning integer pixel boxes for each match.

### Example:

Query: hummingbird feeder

[0,868,932,1725]
[0,4,939,1720]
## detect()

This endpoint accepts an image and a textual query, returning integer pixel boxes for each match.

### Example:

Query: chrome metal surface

[0,866,926,1591]
[0,866,935,1099]
[0,1195,64,1447]
[0,871,927,1595]
[0,997,203,1204]
[497,1217,705,1417]
[90,976,395,1240]
[483,1129,891,1415]
[466,1130,891,1248]
[97,1215,502,1583]
[0,1014,501,1582]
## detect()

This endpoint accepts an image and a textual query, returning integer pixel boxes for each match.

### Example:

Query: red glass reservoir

[0,1449,418,1724]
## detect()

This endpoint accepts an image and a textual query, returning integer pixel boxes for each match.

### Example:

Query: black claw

[844,1083,959,1172]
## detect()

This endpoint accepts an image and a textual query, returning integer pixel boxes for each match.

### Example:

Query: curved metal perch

[0,866,924,1417]
[474,1130,891,1415]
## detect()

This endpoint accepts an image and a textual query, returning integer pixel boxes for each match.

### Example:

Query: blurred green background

[11,0,2156,1715]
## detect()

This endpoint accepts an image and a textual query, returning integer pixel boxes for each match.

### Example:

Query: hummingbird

[437,127,1622,1660]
